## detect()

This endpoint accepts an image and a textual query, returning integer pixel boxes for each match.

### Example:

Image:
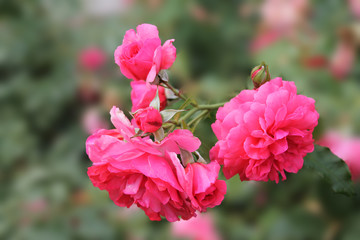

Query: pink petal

[136,23,159,41]
[110,106,135,137]
[161,39,176,69]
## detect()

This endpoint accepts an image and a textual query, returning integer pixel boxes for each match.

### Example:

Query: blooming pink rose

[210,78,319,183]
[318,132,360,181]
[79,47,106,70]
[114,24,176,83]
[130,81,167,112]
[172,213,222,240]
[86,107,207,221]
[182,161,226,212]
[134,107,162,133]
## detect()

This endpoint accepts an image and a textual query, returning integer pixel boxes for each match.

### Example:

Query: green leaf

[149,88,160,110]
[160,109,185,122]
[180,148,194,166]
[178,97,193,110]
[181,120,189,129]
[304,145,355,196]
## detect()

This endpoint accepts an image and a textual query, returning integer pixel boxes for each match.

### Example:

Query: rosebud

[250,62,270,88]
[134,107,163,133]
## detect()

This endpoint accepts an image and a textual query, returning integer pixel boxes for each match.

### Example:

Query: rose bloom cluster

[85,23,320,222]
[87,107,226,221]
[86,24,226,222]
[114,23,171,112]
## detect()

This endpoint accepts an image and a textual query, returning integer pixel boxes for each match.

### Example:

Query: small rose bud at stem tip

[250,62,271,89]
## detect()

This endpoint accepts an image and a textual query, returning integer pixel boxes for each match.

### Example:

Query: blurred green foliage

[1,0,360,239]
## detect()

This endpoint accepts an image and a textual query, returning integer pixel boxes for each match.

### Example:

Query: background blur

[1,0,360,239]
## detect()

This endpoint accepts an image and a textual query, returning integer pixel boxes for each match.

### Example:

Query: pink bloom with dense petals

[172,213,222,240]
[114,23,176,83]
[318,132,360,181]
[79,47,106,70]
[86,106,226,222]
[130,81,167,112]
[179,161,226,212]
[134,107,162,133]
[210,78,319,183]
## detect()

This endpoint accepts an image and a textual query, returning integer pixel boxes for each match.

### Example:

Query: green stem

[162,81,198,107]
[163,81,225,111]
[161,80,226,134]
[197,102,226,110]
[188,110,209,126]
[165,125,176,137]
[162,82,186,101]
[178,108,198,123]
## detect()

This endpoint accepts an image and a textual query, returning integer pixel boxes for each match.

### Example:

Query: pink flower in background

[251,0,308,52]
[181,161,226,212]
[86,107,206,221]
[79,47,106,70]
[302,55,328,69]
[349,0,360,18]
[250,30,281,53]
[82,108,108,134]
[261,0,308,32]
[130,81,167,112]
[318,132,360,181]
[330,41,355,79]
[114,23,176,83]
[134,107,163,133]
[210,78,319,183]
[172,213,222,240]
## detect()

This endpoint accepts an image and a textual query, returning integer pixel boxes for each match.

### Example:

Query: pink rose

[210,78,319,183]
[172,213,222,240]
[114,24,176,83]
[183,161,226,212]
[134,107,163,133]
[79,47,106,70]
[86,107,206,221]
[318,132,360,181]
[131,81,167,112]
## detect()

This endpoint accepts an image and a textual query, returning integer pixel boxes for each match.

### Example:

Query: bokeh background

[1,0,360,239]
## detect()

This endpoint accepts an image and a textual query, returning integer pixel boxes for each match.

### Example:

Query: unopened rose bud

[250,62,270,88]
[134,107,163,133]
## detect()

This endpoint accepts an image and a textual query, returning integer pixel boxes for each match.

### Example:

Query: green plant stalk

[178,108,199,123]
[162,81,225,133]
[197,102,226,110]
[188,110,209,126]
